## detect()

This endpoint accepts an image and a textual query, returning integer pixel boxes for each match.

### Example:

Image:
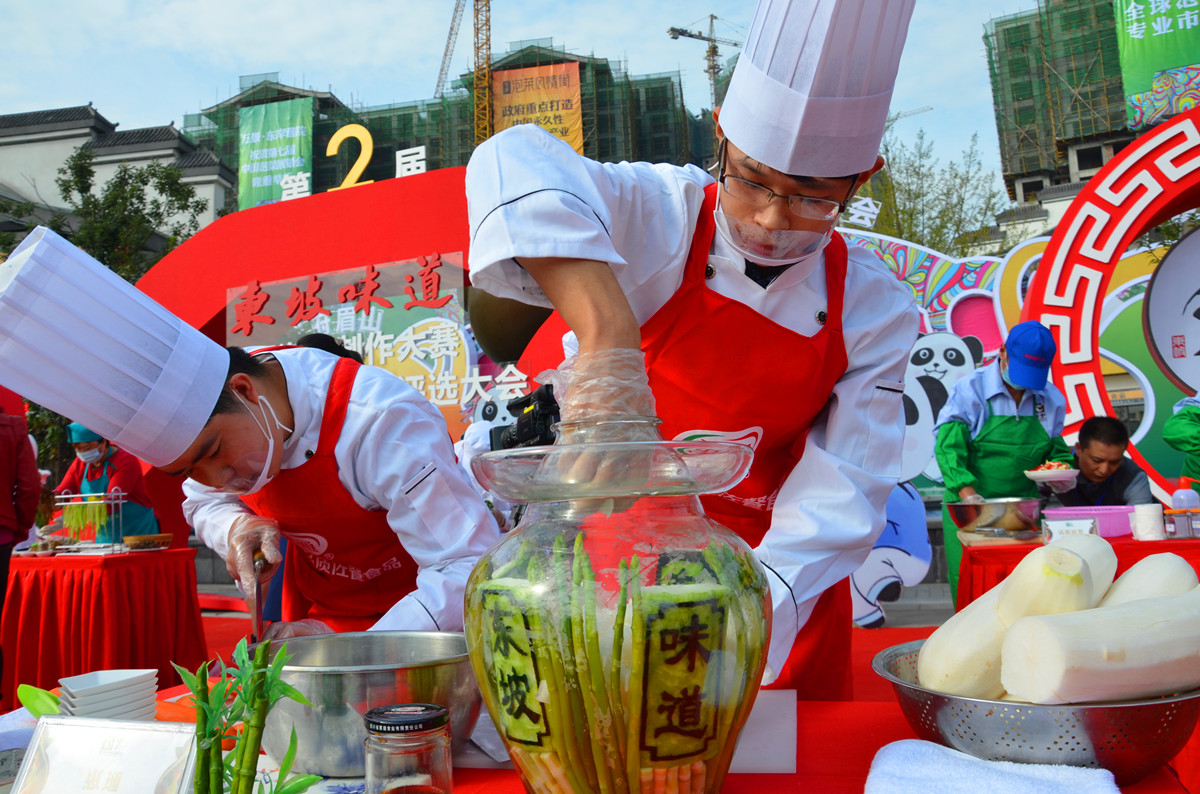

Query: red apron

[241,357,418,632]
[519,184,854,698]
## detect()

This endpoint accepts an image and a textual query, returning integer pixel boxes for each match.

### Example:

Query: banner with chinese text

[1113,0,1200,130]
[237,97,314,209]
[492,62,583,153]
[223,253,527,440]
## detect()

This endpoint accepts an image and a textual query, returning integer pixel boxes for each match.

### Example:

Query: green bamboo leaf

[275,727,299,783]
[274,775,321,794]
[275,682,310,707]
[170,662,200,694]
[17,685,60,718]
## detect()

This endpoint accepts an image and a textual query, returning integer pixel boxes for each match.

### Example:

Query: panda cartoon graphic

[850,331,983,627]
[903,331,984,483]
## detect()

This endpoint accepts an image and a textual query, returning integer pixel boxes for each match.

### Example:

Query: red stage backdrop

[1022,105,1200,500]
[137,167,475,544]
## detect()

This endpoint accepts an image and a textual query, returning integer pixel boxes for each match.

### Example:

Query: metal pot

[259,630,482,777]
[944,497,1041,534]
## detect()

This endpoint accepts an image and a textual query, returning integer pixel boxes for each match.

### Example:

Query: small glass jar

[363,703,453,794]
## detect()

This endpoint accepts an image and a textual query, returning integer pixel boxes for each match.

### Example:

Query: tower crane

[668,15,742,111]
[473,0,492,146]
[433,0,467,99]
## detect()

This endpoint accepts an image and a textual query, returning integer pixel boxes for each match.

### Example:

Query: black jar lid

[364,703,449,734]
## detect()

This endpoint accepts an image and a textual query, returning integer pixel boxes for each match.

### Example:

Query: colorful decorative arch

[1021,105,1200,501]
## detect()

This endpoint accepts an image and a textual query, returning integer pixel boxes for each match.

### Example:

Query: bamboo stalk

[572,535,614,794]
[194,664,210,794]
[523,557,589,793]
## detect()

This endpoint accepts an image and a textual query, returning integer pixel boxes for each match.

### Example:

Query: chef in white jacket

[464,0,919,697]
[0,228,500,640]
[178,344,501,638]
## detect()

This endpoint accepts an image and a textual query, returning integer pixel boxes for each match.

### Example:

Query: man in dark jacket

[1049,415,1154,507]
[0,406,41,704]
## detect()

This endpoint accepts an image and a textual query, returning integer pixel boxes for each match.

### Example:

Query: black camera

[490,384,561,450]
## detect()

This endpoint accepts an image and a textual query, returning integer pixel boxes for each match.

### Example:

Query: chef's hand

[541,348,657,432]
[1047,478,1076,494]
[535,348,663,492]
[958,486,986,504]
[262,618,333,641]
[226,515,282,595]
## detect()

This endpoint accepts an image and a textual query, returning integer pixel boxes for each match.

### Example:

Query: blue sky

[4,1,1037,184]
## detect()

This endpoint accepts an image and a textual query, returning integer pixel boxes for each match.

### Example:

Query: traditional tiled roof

[83,125,181,149]
[0,104,115,134]
[173,150,222,169]
[0,105,97,129]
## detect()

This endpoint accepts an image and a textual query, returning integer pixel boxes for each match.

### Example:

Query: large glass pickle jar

[465,417,772,794]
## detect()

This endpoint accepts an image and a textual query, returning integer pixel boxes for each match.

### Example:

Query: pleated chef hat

[720,0,916,178]
[0,226,229,467]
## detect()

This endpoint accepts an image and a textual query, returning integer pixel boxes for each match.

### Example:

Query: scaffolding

[984,0,1126,198]
[183,41,706,200]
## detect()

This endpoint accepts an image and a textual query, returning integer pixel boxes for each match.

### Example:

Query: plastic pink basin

[1043,505,1135,538]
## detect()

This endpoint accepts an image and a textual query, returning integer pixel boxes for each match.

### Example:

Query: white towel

[865,740,1121,794]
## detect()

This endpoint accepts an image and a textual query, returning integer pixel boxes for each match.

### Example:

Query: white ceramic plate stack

[57,669,158,720]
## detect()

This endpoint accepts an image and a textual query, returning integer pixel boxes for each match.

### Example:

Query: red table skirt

[1,548,207,708]
[449,700,1187,793]
[957,536,1200,610]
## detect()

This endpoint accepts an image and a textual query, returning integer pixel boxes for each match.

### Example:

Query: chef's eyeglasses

[717,139,853,222]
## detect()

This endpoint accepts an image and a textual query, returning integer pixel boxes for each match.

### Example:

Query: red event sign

[136,167,498,539]
[1022,104,1200,500]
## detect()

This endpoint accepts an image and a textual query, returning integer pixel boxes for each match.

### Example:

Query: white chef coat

[466,125,920,680]
[183,346,501,633]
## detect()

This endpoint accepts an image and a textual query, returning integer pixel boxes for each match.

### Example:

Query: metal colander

[872,640,1200,785]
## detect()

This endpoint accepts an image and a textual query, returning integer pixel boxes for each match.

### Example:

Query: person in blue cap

[52,422,160,541]
[933,321,1075,598]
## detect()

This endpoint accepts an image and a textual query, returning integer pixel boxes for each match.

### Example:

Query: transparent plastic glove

[539,348,657,434]
[961,493,986,505]
[262,618,333,641]
[226,515,282,595]
[1047,478,1076,494]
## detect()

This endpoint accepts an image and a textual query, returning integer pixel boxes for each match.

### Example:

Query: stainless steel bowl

[259,631,482,777]
[872,640,1200,785]
[943,497,1041,534]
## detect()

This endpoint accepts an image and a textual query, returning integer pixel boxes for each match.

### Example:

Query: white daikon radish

[917,544,1092,699]
[916,584,1008,699]
[1001,586,1200,704]
[995,543,1093,626]
[1047,533,1117,602]
[1098,553,1199,607]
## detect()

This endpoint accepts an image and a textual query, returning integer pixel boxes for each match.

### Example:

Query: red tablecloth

[1,548,206,708]
[957,536,1200,610]
[449,700,1187,792]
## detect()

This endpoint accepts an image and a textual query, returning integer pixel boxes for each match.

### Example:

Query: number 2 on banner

[326,123,375,191]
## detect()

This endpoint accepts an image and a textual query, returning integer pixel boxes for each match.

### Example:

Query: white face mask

[712,193,836,267]
[77,446,105,465]
[217,393,293,495]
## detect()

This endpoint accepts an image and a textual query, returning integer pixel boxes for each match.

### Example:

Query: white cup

[1132,503,1166,541]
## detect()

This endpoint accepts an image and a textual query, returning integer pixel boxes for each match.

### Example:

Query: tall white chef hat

[719,0,916,178]
[0,226,230,467]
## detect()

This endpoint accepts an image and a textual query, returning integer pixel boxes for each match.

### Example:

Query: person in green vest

[933,321,1074,599]
[52,423,160,541]
[1164,397,1200,494]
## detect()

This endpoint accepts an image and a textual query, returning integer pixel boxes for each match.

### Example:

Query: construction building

[183,39,703,202]
[984,0,1134,232]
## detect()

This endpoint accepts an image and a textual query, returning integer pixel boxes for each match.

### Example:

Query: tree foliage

[3,148,209,495]
[854,129,1011,258]
[55,147,209,282]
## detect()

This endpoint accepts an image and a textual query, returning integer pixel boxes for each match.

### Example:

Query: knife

[251,551,266,644]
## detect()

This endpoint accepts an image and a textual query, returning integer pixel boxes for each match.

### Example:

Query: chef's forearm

[517,256,641,353]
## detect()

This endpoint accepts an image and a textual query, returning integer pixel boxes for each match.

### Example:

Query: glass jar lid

[364,703,449,734]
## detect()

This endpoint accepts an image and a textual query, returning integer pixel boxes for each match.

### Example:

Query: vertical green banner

[1113,0,1200,130]
[237,97,314,209]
